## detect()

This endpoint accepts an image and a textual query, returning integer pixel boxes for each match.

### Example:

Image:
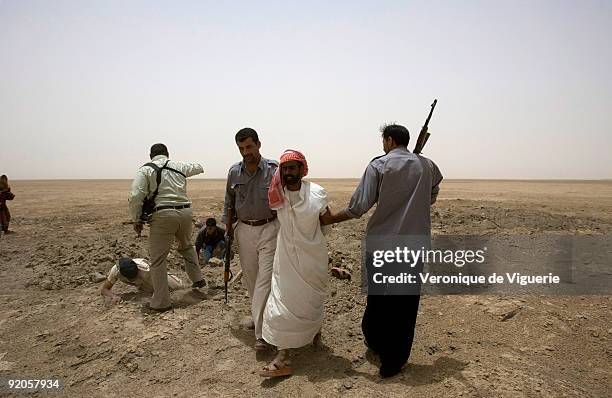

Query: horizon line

[7,178,612,182]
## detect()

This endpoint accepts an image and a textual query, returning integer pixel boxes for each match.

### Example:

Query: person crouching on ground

[195,217,226,265]
[100,257,187,304]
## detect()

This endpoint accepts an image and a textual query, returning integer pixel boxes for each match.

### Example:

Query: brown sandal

[330,267,351,280]
[259,361,293,378]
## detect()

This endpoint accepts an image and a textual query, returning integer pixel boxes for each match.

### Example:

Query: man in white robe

[259,149,329,377]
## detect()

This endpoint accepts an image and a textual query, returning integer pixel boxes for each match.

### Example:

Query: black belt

[154,204,191,212]
[240,216,276,227]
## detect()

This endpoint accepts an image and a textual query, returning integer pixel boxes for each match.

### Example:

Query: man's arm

[100,265,122,303]
[225,208,235,239]
[345,162,380,218]
[320,163,379,226]
[100,280,121,304]
[215,228,226,246]
[222,169,236,238]
[319,207,353,226]
[194,229,204,260]
[429,159,443,205]
[431,185,440,204]
[180,162,204,178]
[128,168,149,223]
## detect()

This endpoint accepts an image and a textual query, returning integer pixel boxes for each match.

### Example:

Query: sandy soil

[0,179,611,397]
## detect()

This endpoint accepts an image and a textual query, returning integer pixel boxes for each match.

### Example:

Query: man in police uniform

[128,143,206,312]
[223,128,279,350]
[321,124,442,378]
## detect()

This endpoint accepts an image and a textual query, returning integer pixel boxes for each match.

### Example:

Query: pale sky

[1,0,610,179]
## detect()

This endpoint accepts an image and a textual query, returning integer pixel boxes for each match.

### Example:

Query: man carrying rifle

[128,143,206,312]
[321,123,442,378]
[223,128,279,350]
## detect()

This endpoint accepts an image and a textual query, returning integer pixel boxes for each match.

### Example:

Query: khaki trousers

[235,219,279,339]
[149,208,203,309]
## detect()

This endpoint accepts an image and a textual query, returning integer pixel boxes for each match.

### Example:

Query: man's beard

[283,175,300,185]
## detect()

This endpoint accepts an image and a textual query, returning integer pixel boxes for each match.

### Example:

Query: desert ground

[0,179,611,397]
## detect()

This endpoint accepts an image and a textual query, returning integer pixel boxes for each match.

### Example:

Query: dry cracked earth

[1,179,611,397]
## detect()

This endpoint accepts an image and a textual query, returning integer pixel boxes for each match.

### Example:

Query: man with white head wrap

[259,149,330,378]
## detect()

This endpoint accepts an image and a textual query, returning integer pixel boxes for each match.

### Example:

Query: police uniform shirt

[223,157,278,223]
[347,147,443,236]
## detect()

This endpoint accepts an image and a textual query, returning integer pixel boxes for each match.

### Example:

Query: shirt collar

[389,146,410,154]
[240,156,265,174]
[284,180,306,201]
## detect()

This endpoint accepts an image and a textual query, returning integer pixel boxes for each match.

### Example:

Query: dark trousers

[0,205,10,232]
[361,293,421,375]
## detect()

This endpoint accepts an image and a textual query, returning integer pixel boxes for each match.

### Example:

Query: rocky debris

[426,345,442,355]
[0,352,14,371]
[208,258,223,267]
[500,306,522,322]
[90,272,107,283]
[328,250,355,272]
[100,255,114,263]
[40,279,54,290]
[24,279,39,288]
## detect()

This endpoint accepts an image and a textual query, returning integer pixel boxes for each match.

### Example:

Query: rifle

[223,235,233,304]
[413,99,438,154]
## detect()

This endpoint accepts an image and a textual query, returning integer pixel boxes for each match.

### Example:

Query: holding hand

[134,222,143,237]
[319,207,333,226]
[319,207,352,226]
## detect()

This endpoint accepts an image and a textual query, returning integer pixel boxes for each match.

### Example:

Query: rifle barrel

[425,99,437,126]
[414,99,437,154]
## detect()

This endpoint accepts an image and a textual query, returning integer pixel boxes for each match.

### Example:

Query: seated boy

[195,217,226,265]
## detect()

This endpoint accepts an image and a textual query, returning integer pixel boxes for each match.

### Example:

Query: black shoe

[364,338,380,354]
[379,363,403,378]
[192,279,207,289]
[145,304,173,314]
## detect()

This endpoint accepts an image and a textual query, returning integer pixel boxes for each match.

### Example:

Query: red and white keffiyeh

[268,149,308,210]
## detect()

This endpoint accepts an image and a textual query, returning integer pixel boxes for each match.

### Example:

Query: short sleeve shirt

[347,147,443,236]
[223,157,278,222]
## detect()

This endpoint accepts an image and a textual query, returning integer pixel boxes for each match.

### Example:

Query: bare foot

[259,351,292,378]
